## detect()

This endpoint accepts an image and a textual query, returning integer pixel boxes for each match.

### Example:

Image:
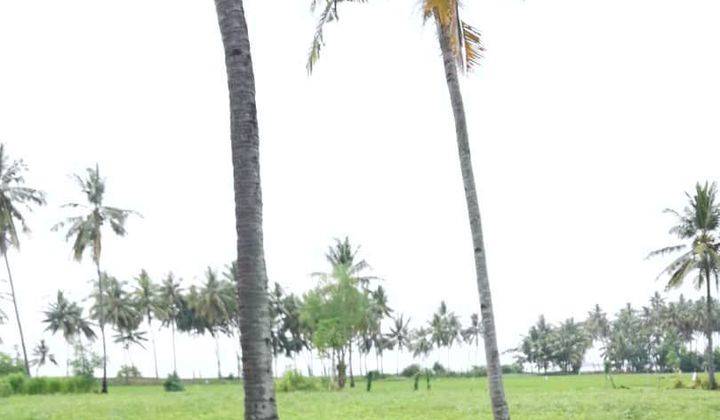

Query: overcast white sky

[1,0,720,378]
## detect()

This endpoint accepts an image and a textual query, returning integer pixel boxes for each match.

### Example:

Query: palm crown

[53,165,137,263]
[0,144,46,254]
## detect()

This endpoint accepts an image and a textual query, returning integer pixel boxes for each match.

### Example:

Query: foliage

[0,352,24,376]
[277,370,318,392]
[400,363,422,378]
[4,373,26,393]
[163,372,184,392]
[117,365,142,381]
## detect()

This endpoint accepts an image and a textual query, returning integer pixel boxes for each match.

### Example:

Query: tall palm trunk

[214,1,278,418]
[95,262,108,394]
[436,21,509,419]
[3,253,30,376]
[171,320,177,373]
[705,268,716,389]
[215,333,223,379]
[148,318,159,379]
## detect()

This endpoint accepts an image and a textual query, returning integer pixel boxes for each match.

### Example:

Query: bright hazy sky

[1,0,720,378]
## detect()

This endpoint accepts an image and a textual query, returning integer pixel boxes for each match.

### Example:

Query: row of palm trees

[519,293,720,375]
[41,267,240,382]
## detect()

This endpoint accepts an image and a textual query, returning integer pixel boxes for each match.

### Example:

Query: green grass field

[1,374,718,419]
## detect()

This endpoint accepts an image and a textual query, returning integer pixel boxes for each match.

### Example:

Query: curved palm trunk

[705,269,716,389]
[95,262,108,394]
[436,21,509,419]
[214,1,278,419]
[3,253,30,376]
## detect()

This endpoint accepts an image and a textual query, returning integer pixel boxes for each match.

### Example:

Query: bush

[400,364,422,378]
[469,366,487,377]
[64,375,96,394]
[0,380,11,398]
[46,378,63,394]
[5,373,26,394]
[672,378,684,389]
[164,372,184,392]
[502,363,524,374]
[0,353,24,376]
[432,362,446,375]
[277,370,317,392]
[25,377,48,395]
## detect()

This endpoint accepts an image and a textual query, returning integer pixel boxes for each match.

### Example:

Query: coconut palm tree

[30,339,57,376]
[0,144,46,375]
[198,267,233,379]
[649,182,720,389]
[158,272,183,374]
[133,269,162,379]
[43,290,96,376]
[53,165,137,393]
[307,2,509,416]
[387,314,411,375]
[462,313,482,368]
[213,1,278,417]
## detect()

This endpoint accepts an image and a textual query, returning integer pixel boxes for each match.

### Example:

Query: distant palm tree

[199,267,233,379]
[158,272,183,374]
[133,269,162,379]
[0,144,46,375]
[30,339,57,376]
[213,1,279,416]
[53,165,137,393]
[649,182,720,389]
[411,327,434,368]
[462,313,482,368]
[388,314,411,375]
[43,290,96,376]
[308,2,509,416]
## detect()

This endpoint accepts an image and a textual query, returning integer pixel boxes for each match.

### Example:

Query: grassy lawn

[1,374,719,419]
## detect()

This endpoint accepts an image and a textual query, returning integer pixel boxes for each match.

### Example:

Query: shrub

[5,373,26,394]
[672,378,684,389]
[469,366,487,377]
[46,378,63,394]
[432,362,446,376]
[400,364,421,378]
[502,363,524,374]
[0,380,11,398]
[0,353,24,376]
[164,372,184,392]
[63,376,96,394]
[277,370,317,392]
[25,377,48,395]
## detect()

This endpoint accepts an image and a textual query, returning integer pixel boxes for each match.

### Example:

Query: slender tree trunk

[349,343,355,387]
[171,320,177,373]
[214,1,278,418]
[4,253,30,377]
[436,19,509,419]
[705,269,716,389]
[95,261,108,394]
[149,318,159,379]
[215,333,223,379]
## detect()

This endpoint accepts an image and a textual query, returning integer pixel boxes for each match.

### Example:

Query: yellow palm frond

[423,0,484,73]
[461,21,484,72]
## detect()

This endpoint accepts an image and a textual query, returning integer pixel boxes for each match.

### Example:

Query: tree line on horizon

[516,293,720,376]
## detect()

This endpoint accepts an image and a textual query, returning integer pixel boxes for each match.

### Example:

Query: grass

[1,374,719,419]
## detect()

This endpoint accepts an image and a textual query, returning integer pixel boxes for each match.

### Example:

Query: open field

[1,374,719,419]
